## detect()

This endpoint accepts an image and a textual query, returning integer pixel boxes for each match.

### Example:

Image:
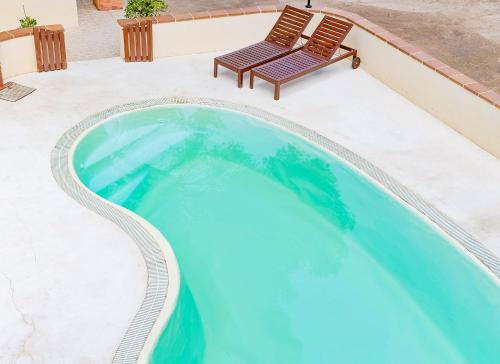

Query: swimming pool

[71,103,499,364]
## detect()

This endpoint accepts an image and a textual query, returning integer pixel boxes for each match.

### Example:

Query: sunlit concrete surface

[0,52,499,362]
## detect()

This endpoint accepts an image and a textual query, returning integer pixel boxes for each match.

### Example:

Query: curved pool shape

[73,106,500,364]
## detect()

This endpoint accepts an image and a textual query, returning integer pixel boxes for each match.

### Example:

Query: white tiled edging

[51,97,500,363]
[50,98,181,364]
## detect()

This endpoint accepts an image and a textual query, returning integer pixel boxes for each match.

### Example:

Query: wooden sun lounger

[214,5,313,88]
[250,16,361,100]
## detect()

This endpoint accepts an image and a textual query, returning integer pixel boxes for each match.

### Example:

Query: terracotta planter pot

[93,0,123,11]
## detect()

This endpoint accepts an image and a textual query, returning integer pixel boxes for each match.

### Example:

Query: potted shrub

[125,0,168,18]
[19,15,37,28]
[19,6,37,28]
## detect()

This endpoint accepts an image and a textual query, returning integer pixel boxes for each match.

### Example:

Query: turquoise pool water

[73,106,500,364]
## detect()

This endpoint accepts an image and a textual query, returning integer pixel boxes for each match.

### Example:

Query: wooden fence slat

[40,29,49,72]
[129,27,136,61]
[33,28,43,71]
[47,32,55,71]
[134,25,141,62]
[128,27,135,62]
[54,32,62,70]
[123,27,130,62]
[129,27,134,61]
[147,22,153,61]
[59,31,67,69]
[140,23,147,61]
[132,27,135,62]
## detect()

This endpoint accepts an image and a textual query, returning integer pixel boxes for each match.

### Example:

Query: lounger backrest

[303,16,353,61]
[265,5,313,49]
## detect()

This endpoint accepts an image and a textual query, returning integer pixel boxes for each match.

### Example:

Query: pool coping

[51,96,500,364]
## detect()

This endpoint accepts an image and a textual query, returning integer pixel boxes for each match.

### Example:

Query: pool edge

[50,96,500,364]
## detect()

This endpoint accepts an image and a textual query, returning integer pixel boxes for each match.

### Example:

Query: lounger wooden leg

[249,71,254,89]
[237,71,243,88]
[214,61,218,78]
[274,83,280,100]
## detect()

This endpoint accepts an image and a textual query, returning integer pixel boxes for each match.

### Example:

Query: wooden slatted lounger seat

[214,5,313,88]
[250,16,361,100]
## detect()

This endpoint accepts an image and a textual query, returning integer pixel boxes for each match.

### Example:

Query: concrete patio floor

[65,0,124,61]
[0,53,499,362]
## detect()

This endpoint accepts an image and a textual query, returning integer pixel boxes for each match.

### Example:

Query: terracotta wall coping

[117,5,499,108]
[0,24,64,43]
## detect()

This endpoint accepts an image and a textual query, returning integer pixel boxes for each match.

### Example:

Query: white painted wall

[154,13,279,58]
[0,36,37,79]
[0,0,78,31]
[347,26,500,159]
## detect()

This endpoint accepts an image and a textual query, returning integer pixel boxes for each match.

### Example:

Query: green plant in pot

[20,16,37,28]
[125,0,168,18]
[19,5,37,28]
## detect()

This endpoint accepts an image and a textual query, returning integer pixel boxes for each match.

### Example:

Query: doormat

[0,82,36,102]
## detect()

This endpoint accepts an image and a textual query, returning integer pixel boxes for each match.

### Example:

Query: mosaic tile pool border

[51,96,500,364]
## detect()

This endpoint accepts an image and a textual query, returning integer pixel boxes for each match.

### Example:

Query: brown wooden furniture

[123,20,153,62]
[33,27,67,72]
[250,16,360,100]
[214,5,313,88]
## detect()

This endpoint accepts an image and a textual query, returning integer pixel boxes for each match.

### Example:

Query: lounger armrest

[340,44,355,51]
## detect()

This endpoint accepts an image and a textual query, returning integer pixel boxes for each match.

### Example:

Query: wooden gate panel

[123,20,153,62]
[34,27,67,72]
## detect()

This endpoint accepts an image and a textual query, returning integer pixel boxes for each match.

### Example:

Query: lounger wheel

[352,57,361,69]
